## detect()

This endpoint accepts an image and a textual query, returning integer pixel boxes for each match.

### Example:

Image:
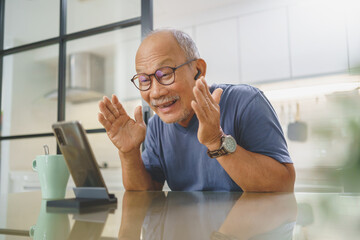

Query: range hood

[45,52,105,103]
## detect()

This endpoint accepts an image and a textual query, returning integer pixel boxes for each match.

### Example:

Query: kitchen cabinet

[154,0,357,84]
[288,2,348,77]
[238,8,291,84]
[195,18,240,85]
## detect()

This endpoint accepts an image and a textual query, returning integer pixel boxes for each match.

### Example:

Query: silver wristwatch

[207,135,237,158]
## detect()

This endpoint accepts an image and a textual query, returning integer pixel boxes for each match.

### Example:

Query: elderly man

[98,29,295,192]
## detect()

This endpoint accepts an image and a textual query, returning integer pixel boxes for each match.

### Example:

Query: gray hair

[146,28,200,60]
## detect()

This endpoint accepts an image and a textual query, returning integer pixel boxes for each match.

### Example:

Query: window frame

[0,0,153,190]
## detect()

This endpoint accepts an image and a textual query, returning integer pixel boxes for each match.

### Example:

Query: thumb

[211,88,223,104]
[134,105,144,124]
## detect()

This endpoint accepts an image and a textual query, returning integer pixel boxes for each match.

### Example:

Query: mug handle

[29,225,35,238]
[32,160,37,172]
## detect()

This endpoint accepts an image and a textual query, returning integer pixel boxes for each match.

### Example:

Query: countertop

[1,191,360,239]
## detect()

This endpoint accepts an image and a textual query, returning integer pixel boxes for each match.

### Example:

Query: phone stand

[46,187,117,213]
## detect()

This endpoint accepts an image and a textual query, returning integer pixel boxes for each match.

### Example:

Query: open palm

[98,95,146,153]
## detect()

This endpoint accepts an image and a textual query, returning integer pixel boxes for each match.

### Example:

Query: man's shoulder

[211,83,260,95]
[210,83,262,104]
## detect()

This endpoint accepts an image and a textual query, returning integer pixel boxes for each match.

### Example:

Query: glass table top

[1,191,360,239]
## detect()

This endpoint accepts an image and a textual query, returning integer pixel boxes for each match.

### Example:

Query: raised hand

[191,77,224,150]
[98,95,146,153]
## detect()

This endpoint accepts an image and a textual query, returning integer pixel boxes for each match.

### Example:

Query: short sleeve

[142,117,166,183]
[238,92,292,164]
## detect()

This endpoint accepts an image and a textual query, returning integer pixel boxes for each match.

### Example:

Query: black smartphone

[52,121,108,192]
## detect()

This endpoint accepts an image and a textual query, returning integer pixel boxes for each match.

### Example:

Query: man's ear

[195,58,206,80]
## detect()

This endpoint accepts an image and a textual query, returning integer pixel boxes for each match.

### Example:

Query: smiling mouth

[157,99,178,109]
[151,96,180,109]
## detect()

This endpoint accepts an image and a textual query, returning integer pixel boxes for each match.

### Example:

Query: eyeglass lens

[134,67,175,90]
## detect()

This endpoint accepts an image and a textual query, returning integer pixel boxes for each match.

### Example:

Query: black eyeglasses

[131,59,197,91]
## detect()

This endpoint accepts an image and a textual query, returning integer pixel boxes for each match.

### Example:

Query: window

[0,0,153,194]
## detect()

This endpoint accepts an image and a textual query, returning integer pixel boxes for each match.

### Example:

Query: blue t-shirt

[142,84,292,191]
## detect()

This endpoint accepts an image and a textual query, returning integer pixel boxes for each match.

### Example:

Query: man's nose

[149,77,169,98]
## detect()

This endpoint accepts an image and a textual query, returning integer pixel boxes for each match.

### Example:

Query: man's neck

[177,112,195,128]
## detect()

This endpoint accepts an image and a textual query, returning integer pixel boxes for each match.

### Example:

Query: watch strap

[207,147,230,158]
[207,135,228,158]
[207,135,237,158]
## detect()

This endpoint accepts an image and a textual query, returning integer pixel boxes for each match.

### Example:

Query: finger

[99,100,117,123]
[103,96,120,118]
[211,88,223,105]
[191,100,209,124]
[112,94,128,116]
[196,77,219,111]
[195,77,208,97]
[193,85,210,113]
[134,105,145,125]
[198,77,214,102]
[98,113,112,131]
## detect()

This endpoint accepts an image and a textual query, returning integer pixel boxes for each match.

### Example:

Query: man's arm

[191,77,295,192]
[217,192,297,238]
[119,149,164,191]
[118,191,164,239]
[209,143,295,192]
[98,95,162,191]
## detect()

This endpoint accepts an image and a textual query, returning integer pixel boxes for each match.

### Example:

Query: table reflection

[0,191,297,240]
[30,200,70,240]
[3,191,360,239]
[29,200,113,240]
[118,192,297,240]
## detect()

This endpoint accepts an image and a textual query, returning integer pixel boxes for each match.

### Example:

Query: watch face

[223,135,237,153]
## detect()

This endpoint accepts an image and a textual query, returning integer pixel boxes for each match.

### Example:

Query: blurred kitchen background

[0,0,359,194]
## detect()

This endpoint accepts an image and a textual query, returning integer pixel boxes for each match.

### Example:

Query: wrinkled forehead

[135,32,186,72]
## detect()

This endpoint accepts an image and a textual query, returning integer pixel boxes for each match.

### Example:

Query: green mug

[32,154,70,199]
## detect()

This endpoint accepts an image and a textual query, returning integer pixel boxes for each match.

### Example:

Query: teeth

[151,96,180,108]
[160,100,176,108]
